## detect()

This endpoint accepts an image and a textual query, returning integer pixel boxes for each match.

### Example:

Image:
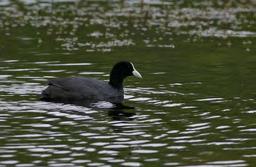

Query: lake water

[0,0,256,166]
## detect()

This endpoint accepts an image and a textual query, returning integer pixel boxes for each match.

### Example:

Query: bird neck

[109,75,124,89]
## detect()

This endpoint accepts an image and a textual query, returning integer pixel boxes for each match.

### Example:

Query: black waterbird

[41,61,142,107]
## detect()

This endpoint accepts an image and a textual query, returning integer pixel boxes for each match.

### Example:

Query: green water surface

[0,0,256,166]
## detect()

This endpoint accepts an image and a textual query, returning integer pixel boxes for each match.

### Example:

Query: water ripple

[0,1,255,166]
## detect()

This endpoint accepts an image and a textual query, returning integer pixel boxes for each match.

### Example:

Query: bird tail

[40,88,51,101]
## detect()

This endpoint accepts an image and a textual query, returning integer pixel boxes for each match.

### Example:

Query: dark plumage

[41,61,142,105]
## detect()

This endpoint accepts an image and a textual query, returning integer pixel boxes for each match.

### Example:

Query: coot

[41,61,142,105]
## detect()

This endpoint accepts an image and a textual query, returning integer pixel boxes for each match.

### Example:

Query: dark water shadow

[107,109,136,121]
[40,98,136,120]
